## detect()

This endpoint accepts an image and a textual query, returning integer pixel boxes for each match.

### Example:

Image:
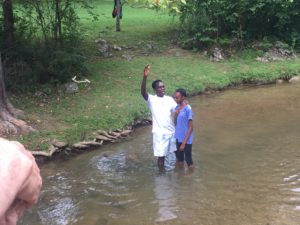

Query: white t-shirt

[146,94,177,134]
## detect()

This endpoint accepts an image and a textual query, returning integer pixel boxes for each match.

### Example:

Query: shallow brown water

[20,83,300,225]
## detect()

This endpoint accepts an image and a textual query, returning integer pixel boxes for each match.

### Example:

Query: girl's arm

[179,119,193,151]
[174,108,179,125]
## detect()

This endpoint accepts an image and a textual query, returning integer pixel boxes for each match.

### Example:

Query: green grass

[11,0,300,151]
[77,0,178,53]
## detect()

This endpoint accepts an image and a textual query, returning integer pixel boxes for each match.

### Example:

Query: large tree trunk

[2,0,14,50]
[0,54,35,136]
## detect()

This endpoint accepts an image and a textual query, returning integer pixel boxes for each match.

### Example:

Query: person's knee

[0,138,42,224]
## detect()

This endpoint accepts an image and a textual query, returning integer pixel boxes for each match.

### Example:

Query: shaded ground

[25,113,72,132]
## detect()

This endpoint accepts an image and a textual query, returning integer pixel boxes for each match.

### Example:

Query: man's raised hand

[144,64,150,77]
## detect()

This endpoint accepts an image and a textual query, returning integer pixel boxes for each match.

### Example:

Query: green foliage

[0,0,94,90]
[128,0,186,14]
[47,51,87,83]
[179,0,300,49]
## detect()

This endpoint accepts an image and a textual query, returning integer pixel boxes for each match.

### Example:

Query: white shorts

[153,133,176,157]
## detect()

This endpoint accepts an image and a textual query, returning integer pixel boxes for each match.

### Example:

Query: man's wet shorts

[152,133,176,157]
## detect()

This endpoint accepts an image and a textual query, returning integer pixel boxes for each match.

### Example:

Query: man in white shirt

[141,65,177,171]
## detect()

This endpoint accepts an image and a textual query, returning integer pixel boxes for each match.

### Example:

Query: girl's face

[174,92,185,104]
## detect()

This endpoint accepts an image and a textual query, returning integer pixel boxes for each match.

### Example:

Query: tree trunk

[116,0,121,32]
[34,0,48,45]
[0,54,35,136]
[2,0,14,51]
[54,0,62,47]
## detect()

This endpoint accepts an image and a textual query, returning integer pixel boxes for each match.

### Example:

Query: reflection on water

[154,174,178,222]
[20,83,300,225]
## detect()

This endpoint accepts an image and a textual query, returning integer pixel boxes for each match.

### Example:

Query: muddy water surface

[20,83,300,225]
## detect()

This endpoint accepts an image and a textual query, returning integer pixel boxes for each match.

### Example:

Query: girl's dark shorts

[176,141,193,166]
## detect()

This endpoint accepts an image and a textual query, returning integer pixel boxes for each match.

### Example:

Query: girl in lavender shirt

[174,88,194,170]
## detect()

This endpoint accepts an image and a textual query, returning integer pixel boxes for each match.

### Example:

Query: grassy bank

[11,0,300,151]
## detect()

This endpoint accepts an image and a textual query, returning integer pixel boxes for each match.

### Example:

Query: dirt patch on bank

[25,113,72,132]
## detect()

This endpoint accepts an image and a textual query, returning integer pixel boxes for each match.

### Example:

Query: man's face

[155,81,165,97]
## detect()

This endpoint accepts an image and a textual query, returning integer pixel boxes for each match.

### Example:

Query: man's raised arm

[141,64,150,101]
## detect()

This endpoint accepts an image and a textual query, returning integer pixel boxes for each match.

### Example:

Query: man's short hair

[176,88,187,97]
[152,79,162,89]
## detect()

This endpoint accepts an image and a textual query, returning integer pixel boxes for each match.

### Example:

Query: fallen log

[97,130,118,140]
[95,134,114,142]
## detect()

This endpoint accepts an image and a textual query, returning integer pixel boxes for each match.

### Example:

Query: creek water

[20,83,300,225]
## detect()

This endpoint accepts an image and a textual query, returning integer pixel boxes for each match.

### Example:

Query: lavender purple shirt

[174,104,194,144]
